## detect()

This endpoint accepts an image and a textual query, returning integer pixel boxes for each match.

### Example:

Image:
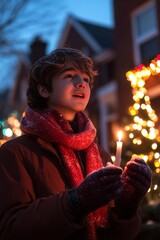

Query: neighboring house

[7,36,47,114]
[57,15,117,153]
[0,36,47,142]
[113,0,160,121]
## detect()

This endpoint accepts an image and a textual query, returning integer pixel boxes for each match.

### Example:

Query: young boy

[0,48,151,240]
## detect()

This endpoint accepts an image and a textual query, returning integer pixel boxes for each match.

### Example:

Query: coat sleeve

[0,143,82,240]
[106,207,142,240]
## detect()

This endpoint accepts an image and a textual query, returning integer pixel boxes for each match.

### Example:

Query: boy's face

[46,64,91,121]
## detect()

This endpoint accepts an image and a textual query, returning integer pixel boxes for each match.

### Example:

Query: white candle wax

[115,131,123,166]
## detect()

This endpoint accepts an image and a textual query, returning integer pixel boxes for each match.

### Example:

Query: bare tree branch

[0,0,67,90]
[0,0,29,30]
[0,0,66,55]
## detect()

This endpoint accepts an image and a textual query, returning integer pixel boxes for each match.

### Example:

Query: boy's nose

[74,76,85,88]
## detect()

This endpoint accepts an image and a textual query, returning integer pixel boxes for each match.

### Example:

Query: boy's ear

[38,84,49,98]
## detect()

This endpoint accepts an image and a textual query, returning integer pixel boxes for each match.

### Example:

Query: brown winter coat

[0,134,142,240]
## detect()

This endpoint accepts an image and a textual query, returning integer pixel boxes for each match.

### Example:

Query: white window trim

[131,0,158,65]
[96,81,117,151]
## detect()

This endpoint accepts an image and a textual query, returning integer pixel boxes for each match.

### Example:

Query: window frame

[131,0,158,65]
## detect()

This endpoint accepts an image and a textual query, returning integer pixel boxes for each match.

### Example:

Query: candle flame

[118,131,123,141]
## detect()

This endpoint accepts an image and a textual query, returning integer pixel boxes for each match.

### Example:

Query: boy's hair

[27,47,97,110]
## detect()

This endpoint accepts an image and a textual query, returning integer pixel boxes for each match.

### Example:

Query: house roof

[58,15,114,54]
[78,19,114,49]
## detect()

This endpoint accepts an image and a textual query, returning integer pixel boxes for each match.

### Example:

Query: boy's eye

[64,74,73,79]
[84,78,90,83]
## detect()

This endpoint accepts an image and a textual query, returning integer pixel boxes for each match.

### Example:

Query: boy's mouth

[72,92,85,98]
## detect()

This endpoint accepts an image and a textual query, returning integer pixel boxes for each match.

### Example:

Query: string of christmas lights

[125,55,160,200]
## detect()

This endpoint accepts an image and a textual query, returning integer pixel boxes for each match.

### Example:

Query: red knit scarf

[21,108,107,239]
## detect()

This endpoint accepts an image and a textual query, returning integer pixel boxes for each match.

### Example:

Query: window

[132,1,159,65]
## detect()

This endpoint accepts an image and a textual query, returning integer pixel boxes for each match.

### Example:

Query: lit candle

[115,131,123,166]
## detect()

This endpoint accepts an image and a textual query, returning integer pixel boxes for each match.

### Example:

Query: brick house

[113,0,160,121]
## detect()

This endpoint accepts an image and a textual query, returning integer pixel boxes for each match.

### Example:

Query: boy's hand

[68,164,123,215]
[115,157,152,218]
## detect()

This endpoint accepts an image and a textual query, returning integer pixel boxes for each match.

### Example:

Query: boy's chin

[75,107,87,112]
